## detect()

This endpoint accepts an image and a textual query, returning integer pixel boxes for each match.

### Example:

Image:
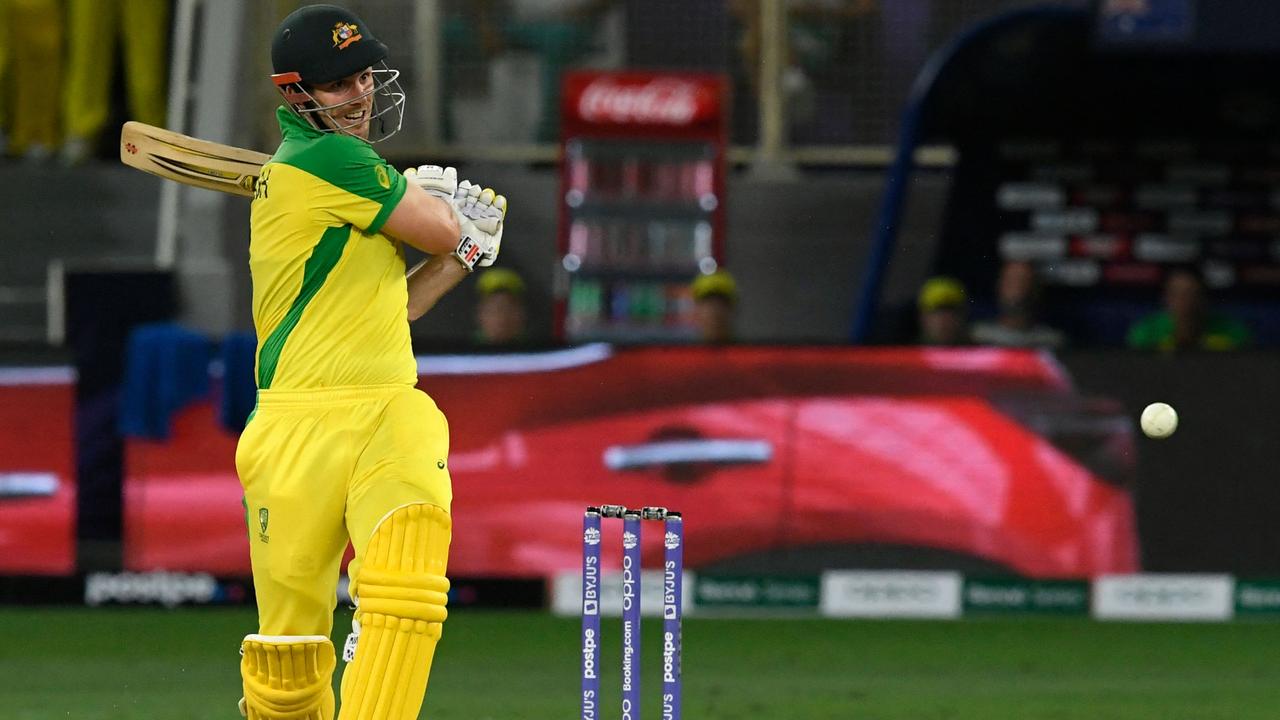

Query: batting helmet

[269,4,405,142]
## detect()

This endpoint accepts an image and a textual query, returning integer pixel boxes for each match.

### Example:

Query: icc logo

[584,527,601,546]
[665,531,680,550]
[623,531,638,549]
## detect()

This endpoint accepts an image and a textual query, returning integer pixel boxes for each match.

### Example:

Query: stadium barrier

[5,568,1279,623]
[551,571,1279,622]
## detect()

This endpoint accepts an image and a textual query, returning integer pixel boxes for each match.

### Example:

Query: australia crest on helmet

[331,21,362,49]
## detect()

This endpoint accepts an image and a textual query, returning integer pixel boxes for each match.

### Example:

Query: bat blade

[119,121,270,197]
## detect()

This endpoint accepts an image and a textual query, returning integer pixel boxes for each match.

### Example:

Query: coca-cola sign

[575,77,716,127]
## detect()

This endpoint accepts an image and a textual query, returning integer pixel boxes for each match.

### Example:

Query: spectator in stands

[60,0,169,165]
[0,0,8,155]
[1127,266,1252,351]
[691,269,738,344]
[6,0,62,161]
[971,260,1066,348]
[917,276,971,346]
[475,268,530,346]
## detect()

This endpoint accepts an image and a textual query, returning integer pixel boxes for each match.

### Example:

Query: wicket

[582,505,684,720]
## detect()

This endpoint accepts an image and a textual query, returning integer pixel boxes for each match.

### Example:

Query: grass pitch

[3,608,1279,719]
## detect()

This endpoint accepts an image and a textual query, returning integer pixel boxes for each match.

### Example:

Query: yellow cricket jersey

[248,107,415,390]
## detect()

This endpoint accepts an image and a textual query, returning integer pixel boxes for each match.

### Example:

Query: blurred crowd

[472,261,1262,353]
[909,262,1254,352]
[0,0,169,164]
[4,0,1271,355]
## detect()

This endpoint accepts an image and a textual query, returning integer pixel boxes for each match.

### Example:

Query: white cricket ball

[1140,402,1178,439]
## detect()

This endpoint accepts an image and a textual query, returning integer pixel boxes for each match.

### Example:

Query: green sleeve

[274,134,407,235]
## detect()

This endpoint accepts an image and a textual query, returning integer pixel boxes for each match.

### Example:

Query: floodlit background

[3,1,1280,718]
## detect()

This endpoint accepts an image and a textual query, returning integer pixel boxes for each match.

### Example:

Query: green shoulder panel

[272,127,407,211]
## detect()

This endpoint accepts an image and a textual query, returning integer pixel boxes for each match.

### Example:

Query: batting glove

[407,166,505,272]
[452,180,507,270]
[459,180,508,266]
[453,196,506,269]
[404,164,458,202]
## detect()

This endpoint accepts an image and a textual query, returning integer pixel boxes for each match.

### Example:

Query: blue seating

[119,323,212,440]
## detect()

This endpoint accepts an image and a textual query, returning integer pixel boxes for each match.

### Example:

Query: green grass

[3,608,1280,719]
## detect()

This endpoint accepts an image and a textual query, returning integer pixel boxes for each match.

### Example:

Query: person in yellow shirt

[235,6,506,720]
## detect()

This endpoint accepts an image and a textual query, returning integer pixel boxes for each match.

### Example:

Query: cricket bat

[119,121,270,197]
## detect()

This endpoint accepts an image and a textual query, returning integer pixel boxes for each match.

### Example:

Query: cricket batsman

[234,4,506,718]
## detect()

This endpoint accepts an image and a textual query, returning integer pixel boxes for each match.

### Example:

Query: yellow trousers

[5,0,62,154]
[0,0,7,135]
[235,384,453,638]
[62,0,167,142]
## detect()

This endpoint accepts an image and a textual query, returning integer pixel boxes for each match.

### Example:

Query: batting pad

[339,503,451,720]
[240,635,336,720]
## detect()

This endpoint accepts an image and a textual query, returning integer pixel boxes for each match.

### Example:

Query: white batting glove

[406,165,473,257]
[407,166,493,270]
[474,189,507,268]
[404,164,458,203]
[454,180,507,268]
